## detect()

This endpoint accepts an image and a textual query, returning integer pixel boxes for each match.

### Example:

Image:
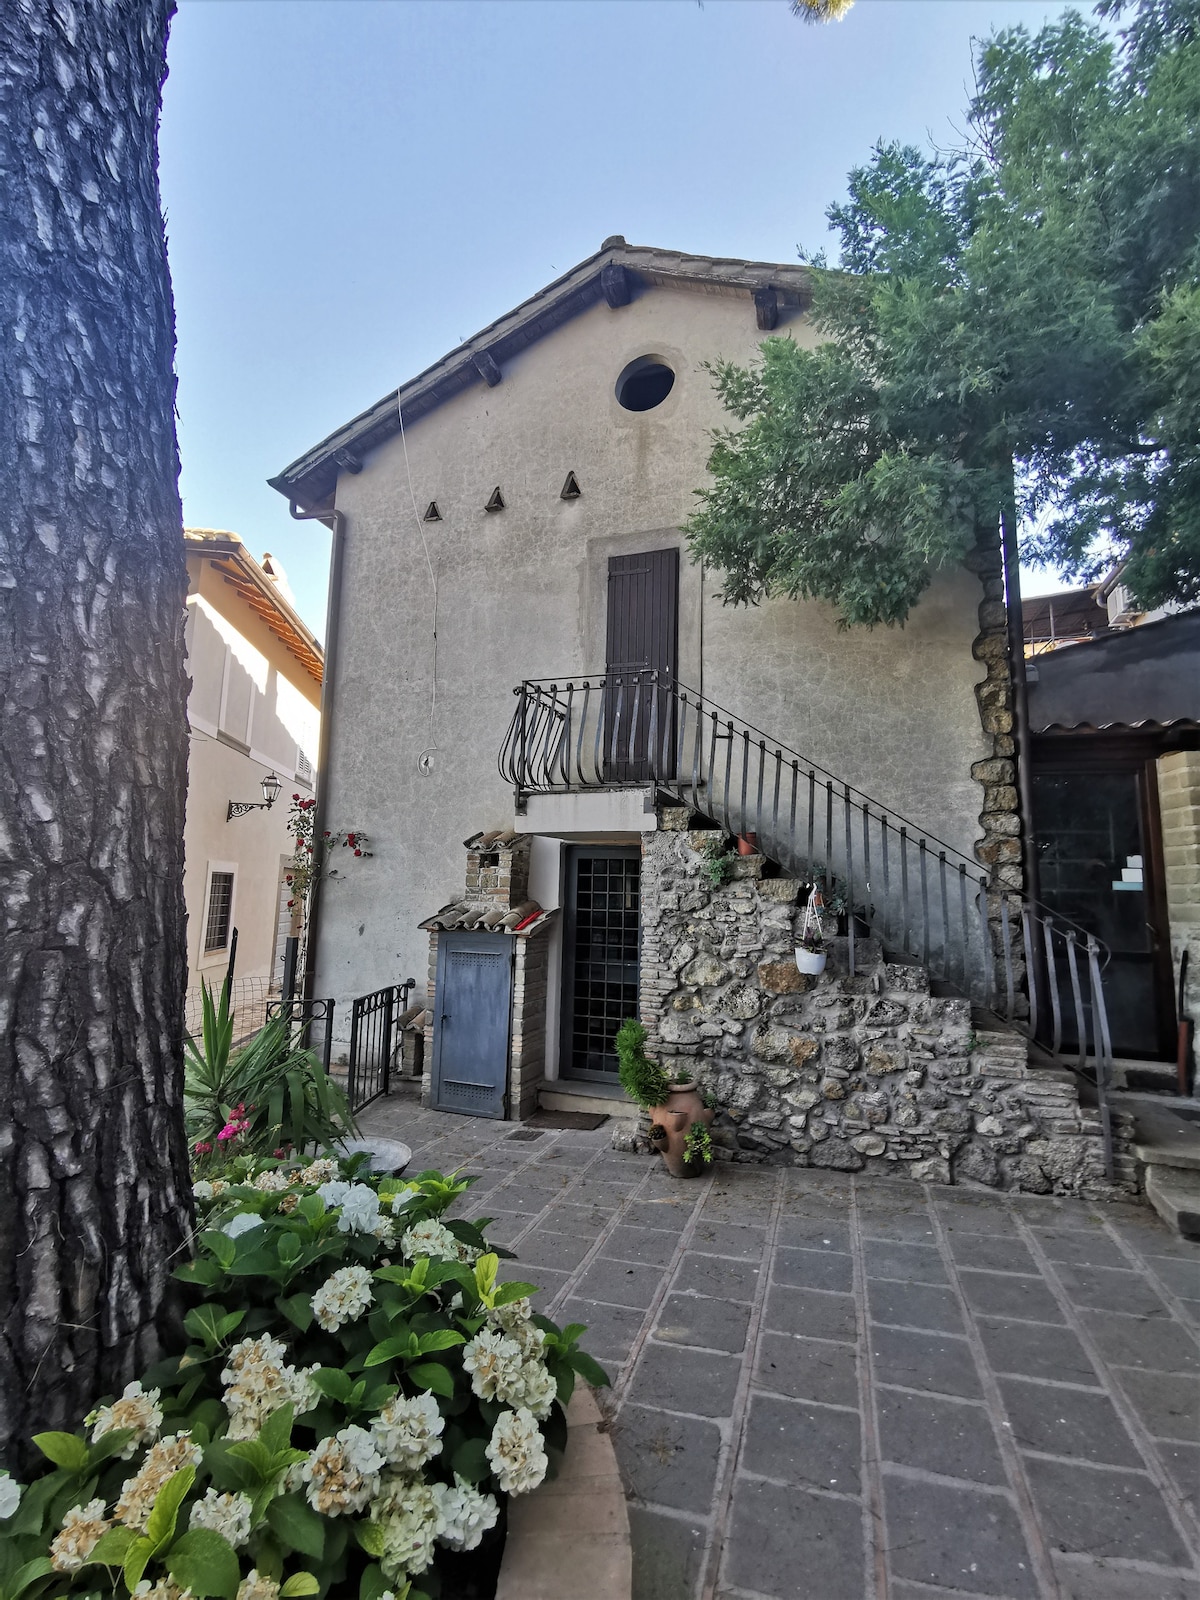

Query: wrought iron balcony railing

[499,670,1117,1175]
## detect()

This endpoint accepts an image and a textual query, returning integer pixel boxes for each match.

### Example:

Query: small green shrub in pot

[0,1158,608,1600]
[614,1019,670,1110]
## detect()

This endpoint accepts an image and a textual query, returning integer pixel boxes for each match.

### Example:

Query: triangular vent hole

[560,471,581,500]
[423,501,441,522]
[485,487,505,513]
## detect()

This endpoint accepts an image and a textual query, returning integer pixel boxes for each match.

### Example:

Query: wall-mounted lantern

[227,771,282,821]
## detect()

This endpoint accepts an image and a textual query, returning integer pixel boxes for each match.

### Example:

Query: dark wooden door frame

[559,844,642,1083]
[604,548,679,783]
[1032,733,1176,1059]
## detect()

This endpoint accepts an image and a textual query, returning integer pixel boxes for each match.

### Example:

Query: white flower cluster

[115,1434,203,1532]
[299,1157,339,1186]
[311,1265,373,1332]
[253,1170,291,1193]
[0,1472,20,1521]
[49,1499,110,1572]
[223,1212,265,1240]
[87,1380,163,1457]
[235,1572,280,1600]
[317,1180,386,1236]
[430,1476,499,1552]
[189,1488,254,1548]
[486,1406,548,1495]
[370,1475,443,1582]
[221,1335,317,1441]
[132,1580,191,1600]
[401,1219,477,1264]
[302,1426,384,1516]
[387,1184,419,1211]
[370,1392,445,1471]
[462,1327,556,1420]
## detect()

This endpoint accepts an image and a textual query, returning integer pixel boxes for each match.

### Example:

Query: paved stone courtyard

[363,1097,1200,1600]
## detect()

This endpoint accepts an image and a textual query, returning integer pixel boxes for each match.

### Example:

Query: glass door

[560,846,641,1081]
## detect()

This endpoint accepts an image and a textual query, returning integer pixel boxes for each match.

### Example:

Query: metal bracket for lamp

[227,771,282,820]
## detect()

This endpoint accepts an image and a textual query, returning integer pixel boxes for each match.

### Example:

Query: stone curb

[495,1386,632,1600]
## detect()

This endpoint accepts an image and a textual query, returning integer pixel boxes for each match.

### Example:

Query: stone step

[1144,1164,1200,1240]
[1130,1100,1200,1174]
[538,1080,638,1121]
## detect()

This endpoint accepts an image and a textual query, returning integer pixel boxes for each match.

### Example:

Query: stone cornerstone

[633,809,1135,1197]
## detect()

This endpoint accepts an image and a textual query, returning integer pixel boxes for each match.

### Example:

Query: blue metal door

[431,933,512,1118]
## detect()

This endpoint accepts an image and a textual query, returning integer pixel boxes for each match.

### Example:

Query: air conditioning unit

[1105,583,1140,627]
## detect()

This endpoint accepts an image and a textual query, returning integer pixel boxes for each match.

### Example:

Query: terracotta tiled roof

[185,529,324,689]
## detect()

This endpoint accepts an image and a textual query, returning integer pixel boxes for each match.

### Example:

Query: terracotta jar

[647,1081,715,1178]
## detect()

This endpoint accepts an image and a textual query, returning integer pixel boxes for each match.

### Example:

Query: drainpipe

[286,498,347,1002]
[999,482,1040,907]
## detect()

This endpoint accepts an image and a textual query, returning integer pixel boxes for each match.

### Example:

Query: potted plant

[795,885,829,974]
[615,1019,715,1179]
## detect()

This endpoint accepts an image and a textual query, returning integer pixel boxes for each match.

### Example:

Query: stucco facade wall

[313,284,991,1032]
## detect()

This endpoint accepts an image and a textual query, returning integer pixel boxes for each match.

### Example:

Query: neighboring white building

[183,531,322,1013]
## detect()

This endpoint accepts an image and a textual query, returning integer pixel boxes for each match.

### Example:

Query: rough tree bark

[0,0,192,1466]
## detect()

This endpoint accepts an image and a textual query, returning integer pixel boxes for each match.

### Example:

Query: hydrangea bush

[0,1159,608,1600]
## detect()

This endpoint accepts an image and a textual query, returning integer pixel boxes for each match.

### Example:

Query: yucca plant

[184,979,357,1161]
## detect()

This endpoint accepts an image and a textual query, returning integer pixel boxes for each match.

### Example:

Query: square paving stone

[621,1199,697,1233]
[613,1403,722,1514]
[557,1297,645,1367]
[1078,1309,1200,1373]
[741,1391,861,1493]
[574,1256,665,1310]
[858,1203,938,1244]
[999,1377,1142,1466]
[1114,1368,1200,1441]
[773,1245,854,1294]
[1052,1552,1200,1600]
[877,1388,1005,1484]
[724,1477,866,1600]
[655,1293,751,1354]
[552,1201,624,1237]
[775,1216,851,1252]
[480,1211,537,1245]
[1156,1439,1200,1517]
[882,1474,1037,1597]
[755,1330,859,1408]
[677,1251,762,1302]
[864,1240,949,1285]
[628,1506,707,1600]
[947,1234,1040,1275]
[1145,1254,1200,1303]
[605,1225,683,1269]
[1106,1209,1200,1259]
[932,1196,1022,1238]
[626,1340,741,1418]
[1012,1196,1105,1230]
[869,1278,965,1335]
[1030,1228,1130,1269]
[1052,1264,1173,1318]
[688,1219,766,1258]
[510,1229,595,1274]
[869,1327,982,1399]
[765,1284,857,1343]
[958,1271,1065,1325]
[500,1264,570,1308]
[976,1316,1098,1385]
[1023,1456,1192,1566]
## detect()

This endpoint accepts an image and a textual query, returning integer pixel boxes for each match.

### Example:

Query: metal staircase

[499,670,1118,1174]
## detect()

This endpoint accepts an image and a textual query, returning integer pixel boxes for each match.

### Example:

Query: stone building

[267,238,1174,1190]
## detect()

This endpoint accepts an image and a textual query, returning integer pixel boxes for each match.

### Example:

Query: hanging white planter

[795,946,827,975]
[795,884,828,975]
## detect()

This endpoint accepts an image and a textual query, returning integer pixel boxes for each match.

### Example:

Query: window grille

[204,871,235,952]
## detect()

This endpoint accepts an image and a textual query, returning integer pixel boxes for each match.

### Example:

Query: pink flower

[194,1141,213,1155]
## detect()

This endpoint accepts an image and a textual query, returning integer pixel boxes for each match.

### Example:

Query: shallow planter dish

[795,947,827,975]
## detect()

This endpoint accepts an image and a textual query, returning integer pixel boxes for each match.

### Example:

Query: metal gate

[431,933,513,1118]
[266,996,335,1075]
[347,984,405,1113]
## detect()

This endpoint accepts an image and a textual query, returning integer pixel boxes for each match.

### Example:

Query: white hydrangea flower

[253,1170,291,1193]
[300,1158,339,1186]
[192,1180,215,1202]
[302,1426,384,1516]
[88,1380,163,1457]
[189,1488,254,1548]
[235,1572,280,1600]
[511,1359,557,1420]
[336,1184,381,1235]
[115,1434,203,1531]
[462,1329,525,1403]
[486,1407,548,1495]
[489,1299,546,1359]
[311,1265,374,1332]
[370,1475,445,1581]
[401,1218,476,1263]
[431,1476,499,1552]
[0,1472,20,1520]
[221,1335,317,1441]
[371,1215,396,1247]
[388,1184,419,1211]
[132,1581,191,1600]
[316,1178,351,1209]
[370,1391,445,1471]
[49,1499,110,1572]
[223,1211,264,1239]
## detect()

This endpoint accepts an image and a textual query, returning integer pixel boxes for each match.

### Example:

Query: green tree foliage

[687,0,1200,625]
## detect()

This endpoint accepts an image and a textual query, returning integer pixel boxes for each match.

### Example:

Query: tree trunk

[0,0,192,1467]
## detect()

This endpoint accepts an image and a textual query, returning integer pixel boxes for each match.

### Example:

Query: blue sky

[160,0,1079,636]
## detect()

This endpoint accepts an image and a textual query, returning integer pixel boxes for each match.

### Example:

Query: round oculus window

[616,357,675,412]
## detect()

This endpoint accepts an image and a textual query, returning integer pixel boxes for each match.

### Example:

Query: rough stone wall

[1159,749,1200,1024]
[637,814,1135,1196]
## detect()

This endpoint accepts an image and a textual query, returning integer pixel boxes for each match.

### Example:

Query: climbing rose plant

[0,1160,607,1600]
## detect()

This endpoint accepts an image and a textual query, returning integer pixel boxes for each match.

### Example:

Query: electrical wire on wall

[397,390,441,775]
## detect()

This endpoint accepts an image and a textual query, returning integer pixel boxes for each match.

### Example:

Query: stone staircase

[1126,1097,1200,1238]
